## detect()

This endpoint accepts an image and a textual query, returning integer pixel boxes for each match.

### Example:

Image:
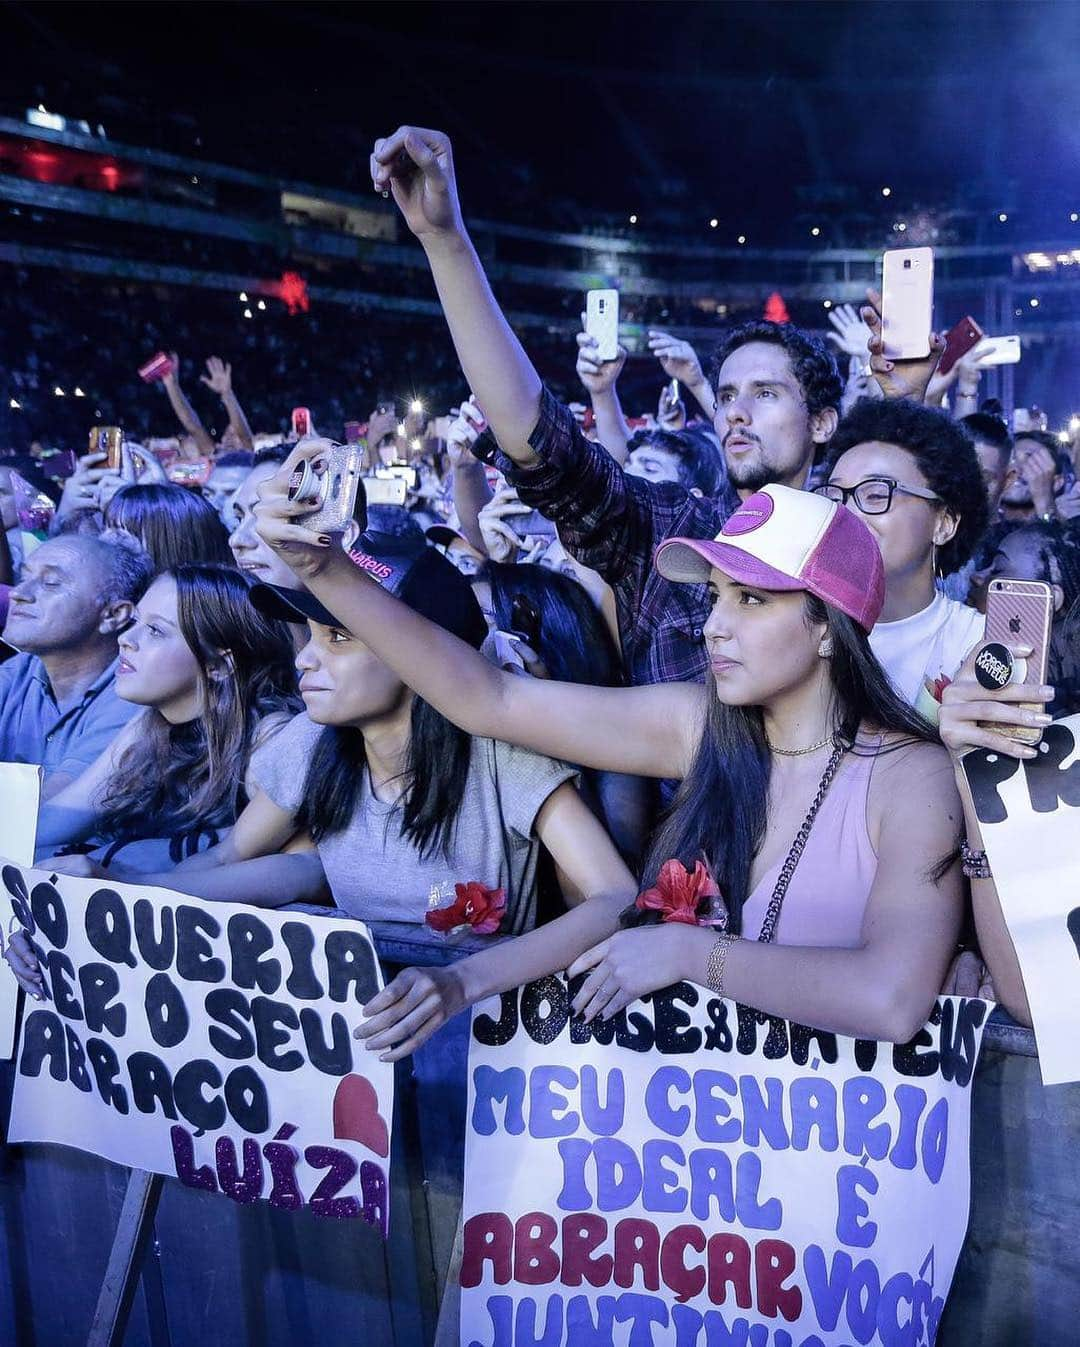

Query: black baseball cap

[248,531,489,649]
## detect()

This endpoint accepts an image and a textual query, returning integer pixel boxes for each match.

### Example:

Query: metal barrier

[0,910,1076,1346]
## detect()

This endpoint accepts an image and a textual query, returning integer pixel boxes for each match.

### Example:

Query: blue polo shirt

[0,652,140,787]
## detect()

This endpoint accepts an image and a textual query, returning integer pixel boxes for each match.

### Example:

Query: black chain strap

[757,741,847,945]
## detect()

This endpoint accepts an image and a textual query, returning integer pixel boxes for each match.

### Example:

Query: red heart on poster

[332,1074,389,1158]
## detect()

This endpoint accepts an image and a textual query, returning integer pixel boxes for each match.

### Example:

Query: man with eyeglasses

[818,397,988,711]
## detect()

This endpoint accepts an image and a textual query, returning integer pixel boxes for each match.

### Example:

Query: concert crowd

[4,124,1080,1064]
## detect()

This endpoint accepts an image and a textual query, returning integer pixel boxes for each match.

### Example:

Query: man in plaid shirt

[369,124,842,688]
[492,322,844,687]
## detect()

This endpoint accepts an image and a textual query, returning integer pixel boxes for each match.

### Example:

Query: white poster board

[460,977,990,1346]
[5,865,394,1229]
[0,761,42,1058]
[961,710,1080,1085]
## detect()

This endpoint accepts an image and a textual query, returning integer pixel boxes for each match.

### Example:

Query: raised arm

[254,454,703,779]
[201,357,255,451]
[937,648,1055,1025]
[445,398,493,552]
[160,353,216,458]
[371,127,542,466]
[576,327,630,464]
[646,330,717,420]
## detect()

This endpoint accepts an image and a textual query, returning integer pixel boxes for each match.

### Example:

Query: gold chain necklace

[765,732,834,757]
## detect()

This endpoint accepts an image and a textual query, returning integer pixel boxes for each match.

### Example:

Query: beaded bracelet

[706,932,736,996]
[960,840,992,880]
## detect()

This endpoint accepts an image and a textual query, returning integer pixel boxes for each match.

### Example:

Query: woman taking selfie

[253,457,964,1061]
[34,563,300,870]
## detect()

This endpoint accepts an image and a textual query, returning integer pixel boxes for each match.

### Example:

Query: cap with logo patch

[249,531,489,649]
[654,483,885,633]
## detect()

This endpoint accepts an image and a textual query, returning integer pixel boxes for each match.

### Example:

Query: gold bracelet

[706,932,736,996]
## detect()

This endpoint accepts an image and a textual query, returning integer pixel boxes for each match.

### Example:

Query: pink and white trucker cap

[654,484,885,632]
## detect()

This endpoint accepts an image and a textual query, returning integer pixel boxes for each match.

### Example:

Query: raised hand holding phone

[862,281,945,404]
[575,324,625,395]
[254,444,361,581]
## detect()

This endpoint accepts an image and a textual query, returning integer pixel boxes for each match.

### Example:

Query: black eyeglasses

[815,477,942,516]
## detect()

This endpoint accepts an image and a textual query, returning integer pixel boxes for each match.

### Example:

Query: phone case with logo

[980,578,1053,743]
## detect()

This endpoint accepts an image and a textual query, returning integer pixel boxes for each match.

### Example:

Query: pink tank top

[738,744,879,948]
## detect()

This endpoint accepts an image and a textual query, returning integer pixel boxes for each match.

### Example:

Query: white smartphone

[585,289,620,362]
[362,476,408,507]
[974,335,1021,367]
[880,248,934,360]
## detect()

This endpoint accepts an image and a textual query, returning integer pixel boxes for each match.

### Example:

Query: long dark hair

[486,561,625,687]
[105,484,233,569]
[98,564,300,847]
[295,704,473,860]
[635,595,939,935]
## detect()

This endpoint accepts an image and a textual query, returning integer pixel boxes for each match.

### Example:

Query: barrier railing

[0,907,1074,1347]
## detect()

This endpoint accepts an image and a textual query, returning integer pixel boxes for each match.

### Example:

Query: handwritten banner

[460,977,989,1347]
[0,765,42,1059]
[962,710,1080,1085]
[3,865,394,1229]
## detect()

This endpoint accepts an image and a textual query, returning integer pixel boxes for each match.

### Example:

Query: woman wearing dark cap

[255,452,964,1060]
[12,532,634,939]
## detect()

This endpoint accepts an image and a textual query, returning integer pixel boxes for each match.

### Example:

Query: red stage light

[278,271,310,315]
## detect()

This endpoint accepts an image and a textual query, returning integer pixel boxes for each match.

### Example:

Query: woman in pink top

[252,448,964,1059]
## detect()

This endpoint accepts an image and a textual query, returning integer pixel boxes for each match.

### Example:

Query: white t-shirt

[869,591,983,709]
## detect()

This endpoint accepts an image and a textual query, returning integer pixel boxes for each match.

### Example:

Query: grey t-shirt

[250,713,577,933]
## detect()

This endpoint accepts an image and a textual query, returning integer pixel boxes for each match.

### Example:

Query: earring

[818,639,833,658]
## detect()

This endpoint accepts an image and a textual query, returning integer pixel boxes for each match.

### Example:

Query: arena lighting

[810,227,821,237]
[53,386,64,397]
[1070,415,1080,434]
[410,438,422,451]
[881,187,892,197]
[709,218,718,228]
[897,222,907,233]
[256,300,266,311]
[822,300,833,309]
[998,213,1009,223]
[1058,431,1070,444]
[737,235,746,245]
[1030,298,1040,307]
[1072,213,1079,223]
[278,271,310,316]
[396,422,407,437]
[629,214,638,225]
[9,399,20,410]
[410,399,424,414]
[239,292,248,302]
[243,308,253,319]
[73,387,85,397]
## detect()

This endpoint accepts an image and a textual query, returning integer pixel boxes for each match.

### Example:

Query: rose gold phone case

[981,578,1053,743]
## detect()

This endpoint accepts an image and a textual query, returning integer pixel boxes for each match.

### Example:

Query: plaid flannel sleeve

[493,386,671,586]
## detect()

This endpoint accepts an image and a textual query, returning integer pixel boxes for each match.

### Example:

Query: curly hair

[824,397,989,574]
[707,320,843,418]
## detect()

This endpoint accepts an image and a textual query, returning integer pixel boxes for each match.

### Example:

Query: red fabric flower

[635,859,721,925]
[924,673,953,704]
[425,881,507,935]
